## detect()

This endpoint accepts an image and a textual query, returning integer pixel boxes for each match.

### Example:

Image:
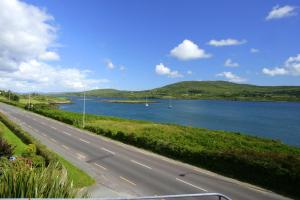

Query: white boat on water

[168,98,172,109]
[145,96,149,107]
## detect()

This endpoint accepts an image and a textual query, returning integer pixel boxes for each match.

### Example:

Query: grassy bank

[31,104,300,198]
[0,111,94,188]
[0,93,71,105]
[0,122,28,156]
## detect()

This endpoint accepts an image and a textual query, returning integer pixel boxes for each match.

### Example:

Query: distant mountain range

[63,81,300,101]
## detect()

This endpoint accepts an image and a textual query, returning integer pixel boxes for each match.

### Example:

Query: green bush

[0,138,15,158]
[0,112,59,165]
[0,159,86,198]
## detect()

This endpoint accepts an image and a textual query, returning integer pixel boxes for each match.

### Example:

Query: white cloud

[170,39,211,60]
[155,63,183,78]
[208,38,247,47]
[262,67,288,76]
[0,60,108,92]
[0,0,107,92]
[266,5,297,20]
[105,59,114,69]
[187,70,192,75]
[262,54,300,76]
[250,48,259,53]
[216,71,246,83]
[39,51,60,61]
[224,58,239,67]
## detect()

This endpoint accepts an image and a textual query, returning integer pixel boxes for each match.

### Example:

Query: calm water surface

[59,97,300,147]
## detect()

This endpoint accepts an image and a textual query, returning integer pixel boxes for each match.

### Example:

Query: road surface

[0,102,290,200]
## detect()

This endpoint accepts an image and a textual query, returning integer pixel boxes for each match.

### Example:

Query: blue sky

[0,0,299,92]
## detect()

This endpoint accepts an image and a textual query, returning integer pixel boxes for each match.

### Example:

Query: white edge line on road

[62,145,69,150]
[79,138,90,144]
[50,138,57,143]
[63,131,71,136]
[94,163,107,170]
[101,147,115,155]
[176,178,207,192]
[120,176,136,186]
[130,159,152,170]
[76,153,86,160]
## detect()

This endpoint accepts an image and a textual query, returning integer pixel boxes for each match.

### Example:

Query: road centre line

[176,178,207,192]
[50,138,57,143]
[62,145,70,150]
[94,163,107,170]
[120,176,136,186]
[101,147,116,155]
[79,138,90,144]
[63,131,71,136]
[130,159,152,170]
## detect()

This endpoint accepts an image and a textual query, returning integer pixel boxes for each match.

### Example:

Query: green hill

[66,81,300,101]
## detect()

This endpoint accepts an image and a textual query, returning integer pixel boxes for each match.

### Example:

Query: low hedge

[0,112,58,165]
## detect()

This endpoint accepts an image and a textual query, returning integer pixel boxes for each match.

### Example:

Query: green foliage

[66,81,300,101]
[0,138,15,158]
[0,121,28,156]
[22,144,37,157]
[0,112,58,165]
[0,159,86,198]
[0,111,94,188]
[32,106,300,198]
[0,90,20,102]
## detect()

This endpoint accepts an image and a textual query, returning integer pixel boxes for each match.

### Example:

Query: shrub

[0,159,86,198]
[0,112,59,165]
[0,138,15,158]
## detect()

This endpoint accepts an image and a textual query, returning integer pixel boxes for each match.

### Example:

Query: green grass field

[0,121,27,156]
[0,94,70,105]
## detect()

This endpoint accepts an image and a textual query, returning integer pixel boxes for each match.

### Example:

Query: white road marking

[94,163,107,170]
[79,138,90,144]
[41,132,47,137]
[76,153,86,160]
[63,131,71,136]
[51,126,57,130]
[50,138,57,143]
[120,176,136,186]
[131,160,152,170]
[101,147,115,155]
[176,178,207,192]
[41,122,46,125]
[62,145,70,150]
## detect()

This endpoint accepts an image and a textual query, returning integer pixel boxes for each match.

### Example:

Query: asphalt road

[0,102,291,200]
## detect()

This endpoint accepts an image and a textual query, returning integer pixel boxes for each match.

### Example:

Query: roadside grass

[0,121,27,156]
[57,155,95,188]
[0,112,94,189]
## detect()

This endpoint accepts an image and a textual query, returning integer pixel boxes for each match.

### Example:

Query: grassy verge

[58,155,95,188]
[0,111,94,188]
[31,104,300,199]
[0,121,27,156]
